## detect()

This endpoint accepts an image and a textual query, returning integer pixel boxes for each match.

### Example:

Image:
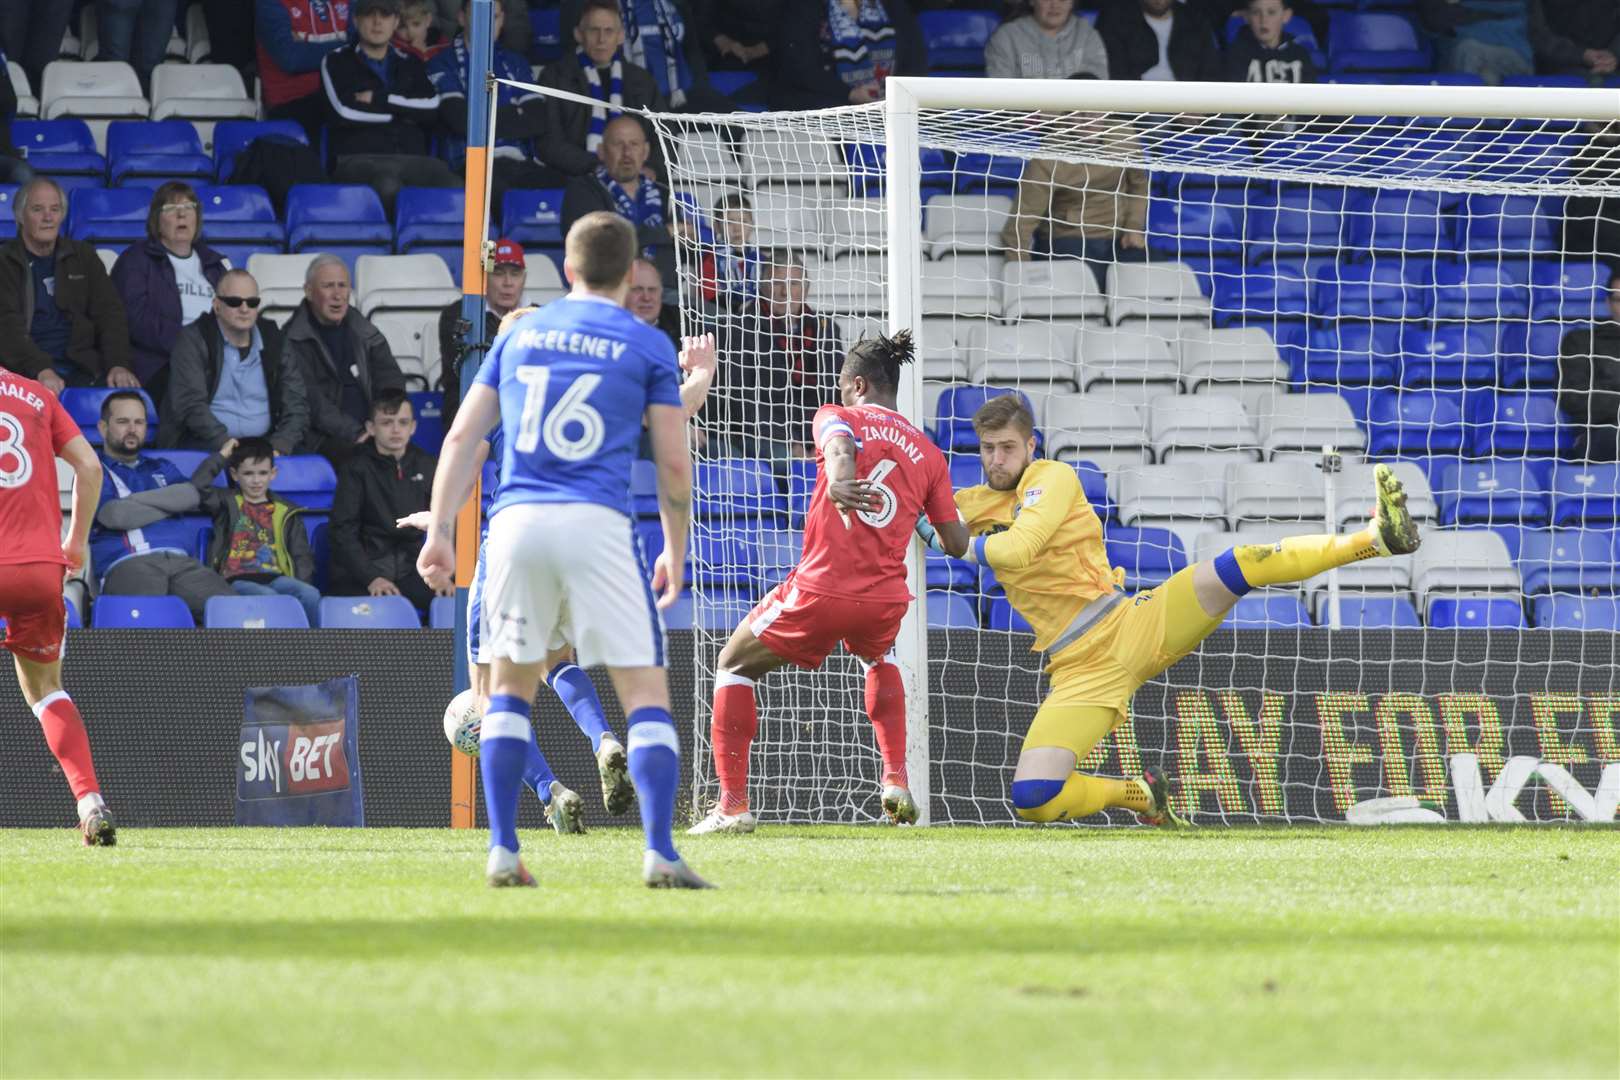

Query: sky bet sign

[237,677,364,826]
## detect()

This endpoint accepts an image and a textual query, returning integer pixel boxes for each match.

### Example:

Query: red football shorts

[0,562,68,664]
[747,580,910,669]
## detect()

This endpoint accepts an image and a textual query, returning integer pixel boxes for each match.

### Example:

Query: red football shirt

[0,372,79,567]
[790,402,958,603]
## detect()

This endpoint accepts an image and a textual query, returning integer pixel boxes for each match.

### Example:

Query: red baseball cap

[492,238,526,269]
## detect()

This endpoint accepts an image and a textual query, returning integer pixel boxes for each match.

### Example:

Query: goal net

[507,78,1620,826]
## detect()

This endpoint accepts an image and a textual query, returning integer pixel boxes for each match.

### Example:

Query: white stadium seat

[1225,460,1327,527]
[354,254,458,317]
[668,129,740,187]
[1075,325,1180,403]
[41,61,148,153]
[521,255,565,307]
[8,61,38,118]
[964,322,1081,386]
[744,129,843,186]
[1147,394,1259,465]
[371,312,435,391]
[1410,529,1519,597]
[1334,461,1435,527]
[1115,462,1227,530]
[810,252,883,315]
[1254,390,1366,461]
[1175,326,1287,389]
[752,187,825,251]
[923,194,1012,259]
[185,4,213,63]
[1105,261,1211,325]
[247,253,314,322]
[1000,259,1106,321]
[821,198,886,257]
[921,255,1003,318]
[150,63,256,123]
[1045,394,1149,473]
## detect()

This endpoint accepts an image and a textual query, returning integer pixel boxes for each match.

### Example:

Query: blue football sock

[522,726,557,805]
[481,693,530,852]
[547,662,613,752]
[626,707,680,862]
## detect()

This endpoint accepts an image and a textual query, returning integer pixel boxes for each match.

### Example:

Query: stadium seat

[1116,462,1227,530]
[194,184,283,248]
[986,596,1033,633]
[60,388,156,443]
[1347,189,1444,252]
[1333,461,1435,528]
[691,525,761,589]
[354,254,459,317]
[927,591,981,629]
[266,455,338,510]
[8,60,37,118]
[1106,262,1213,324]
[935,386,1035,452]
[921,254,1003,318]
[1550,463,1620,527]
[150,448,214,480]
[1431,261,1529,321]
[69,184,157,247]
[923,194,1013,258]
[1226,459,1327,525]
[1326,594,1421,628]
[1246,186,1349,262]
[1365,388,1464,456]
[1147,198,1244,260]
[521,255,567,307]
[408,392,445,455]
[1000,260,1106,321]
[1147,394,1258,465]
[41,61,148,147]
[1515,528,1619,594]
[500,188,565,248]
[919,10,999,70]
[1211,260,1311,327]
[1460,193,1558,257]
[951,151,1026,195]
[755,528,801,586]
[694,459,785,521]
[247,253,314,321]
[1073,326,1179,401]
[782,460,817,524]
[285,185,392,251]
[1411,529,1519,595]
[1300,321,1400,386]
[1072,460,1113,522]
[149,63,256,125]
[106,120,213,186]
[1177,326,1288,391]
[964,322,1081,385]
[211,120,307,182]
[203,594,310,629]
[1436,459,1549,527]
[1045,395,1149,473]
[926,548,978,591]
[1327,12,1430,72]
[1224,593,1312,629]
[1322,258,1430,321]
[1399,322,1499,387]
[0,185,15,239]
[395,187,467,253]
[11,119,106,182]
[743,128,843,186]
[1106,526,1188,590]
[92,594,194,628]
[1465,390,1573,457]
[1253,390,1364,460]
[1528,260,1608,323]
[318,596,421,629]
[1532,594,1620,631]
[1426,595,1526,629]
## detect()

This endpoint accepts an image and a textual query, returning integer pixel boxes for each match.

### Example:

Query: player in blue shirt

[420,211,707,889]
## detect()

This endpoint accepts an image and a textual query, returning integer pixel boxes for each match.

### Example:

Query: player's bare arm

[419,382,500,592]
[677,333,718,418]
[822,434,881,515]
[56,435,102,571]
[646,401,691,609]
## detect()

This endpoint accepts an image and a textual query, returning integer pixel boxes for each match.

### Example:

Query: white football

[442,689,482,756]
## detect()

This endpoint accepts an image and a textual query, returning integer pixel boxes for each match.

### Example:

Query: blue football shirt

[475,295,681,517]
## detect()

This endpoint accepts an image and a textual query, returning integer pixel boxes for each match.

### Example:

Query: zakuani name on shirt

[512,328,631,361]
[864,422,924,464]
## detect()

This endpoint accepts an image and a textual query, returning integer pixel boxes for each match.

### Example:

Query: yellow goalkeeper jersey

[954,459,1121,652]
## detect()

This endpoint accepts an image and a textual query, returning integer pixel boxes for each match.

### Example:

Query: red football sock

[865,661,907,789]
[712,673,758,815]
[33,691,100,802]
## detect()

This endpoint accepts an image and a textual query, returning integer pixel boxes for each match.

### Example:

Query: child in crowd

[1225,0,1318,83]
[698,193,762,308]
[395,0,449,61]
[196,437,322,626]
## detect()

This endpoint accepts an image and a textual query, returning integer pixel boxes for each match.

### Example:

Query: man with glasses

[159,270,311,455]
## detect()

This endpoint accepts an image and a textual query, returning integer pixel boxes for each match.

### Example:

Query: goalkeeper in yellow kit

[917,395,1421,826]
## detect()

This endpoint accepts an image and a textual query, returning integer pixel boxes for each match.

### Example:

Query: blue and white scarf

[621,0,691,107]
[712,244,760,305]
[595,166,665,255]
[825,0,896,90]
[579,47,624,153]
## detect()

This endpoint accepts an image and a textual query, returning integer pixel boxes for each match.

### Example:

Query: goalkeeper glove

[915,513,945,553]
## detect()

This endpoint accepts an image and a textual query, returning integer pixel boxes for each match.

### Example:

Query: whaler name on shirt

[0,381,45,413]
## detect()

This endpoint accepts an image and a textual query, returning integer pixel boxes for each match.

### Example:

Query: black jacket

[714,304,843,451]
[535,54,667,177]
[769,0,928,110]
[1559,321,1620,462]
[1097,0,1223,82]
[561,172,678,286]
[437,300,506,430]
[320,41,442,159]
[329,440,437,592]
[1224,28,1318,83]
[0,235,132,382]
[282,301,406,451]
[159,312,310,454]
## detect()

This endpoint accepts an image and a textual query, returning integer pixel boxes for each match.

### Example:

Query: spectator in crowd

[438,237,528,422]
[1531,0,1618,80]
[110,182,230,404]
[395,0,450,59]
[716,252,843,460]
[559,0,736,112]
[1418,0,1576,85]
[194,436,323,626]
[537,0,667,179]
[703,0,775,97]
[986,0,1110,80]
[696,193,761,309]
[1558,268,1620,463]
[1224,0,1317,81]
[97,0,179,92]
[427,0,531,52]
[321,0,459,214]
[1097,0,1223,81]
[202,0,257,83]
[1000,103,1148,288]
[561,115,677,285]
[89,391,236,619]
[0,45,32,186]
[1567,121,1620,263]
[257,0,351,142]
[160,269,310,455]
[430,0,562,204]
[283,254,406,464]
[0,6,72,93]
[629,256,682,349]
[772,0,928,109]
[0,178,137,394]
[329,390,447,612]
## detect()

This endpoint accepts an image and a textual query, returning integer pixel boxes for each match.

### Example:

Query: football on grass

[442,690,481,756]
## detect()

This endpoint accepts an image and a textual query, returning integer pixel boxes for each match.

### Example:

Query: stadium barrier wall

[0,629,1613,828]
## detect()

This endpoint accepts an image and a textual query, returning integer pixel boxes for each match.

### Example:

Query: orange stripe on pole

[460,144,490,298]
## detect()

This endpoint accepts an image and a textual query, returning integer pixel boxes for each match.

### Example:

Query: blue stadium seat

[529,5,563,62]
[1460,193,1558,256]
[986,596,1033,633]
[1320,258,1430,321]
[1427,596,1525,629]
[211,120,308,181]
[92,595,194,628]
[1328,595,1421,627]
[1327,11,1430,71]
[304,516,330,592]
[1501,74,1592,89]
[695,459,785,521]
[203,594,310,629]
[1500,320,1564,388]
[1365,388,1464,456]
[1347,189,1443,252]
[318,595,421,629]
[68,185,157,247]
[1464,390,1572,457]
[268,454,338,510]
[935,386,1034,452]
[1532,594,1620,630]
[1399,322,1499,386]
[1550,463,1620,527]
[501,188,564,247]
[59,388,157,443]
[1105,526,1187,591]
[928,591,981,629]
[1246,186,1349,262]
[429,595,456,629]
[1432,261,1530,320]
[926,548,978,590]
[65,598,83,628]
[1224,593,1312,628]
[630,458,659,517]
[677,590,756,632]
[285,184,392,251]
[0,184,16,239]
[150,448,216,482]
[106,120,213,186]
[11,119,106,180]
[951,151,1025,195]
[395,186,466,252]
[1146,198,1245,258]
[1515,528,1619,594]
[919,10,999,70]
[1212,260,1310,326]
[847,144,952,199]
[755,527,801,586]
[195,184,283,246]
[1074,460,1113,521]
[1436,459,1548,526]
[408,391,444,455]
[1302,321,1400,386]
[1529,261,1608,322]
[708,70,758,96]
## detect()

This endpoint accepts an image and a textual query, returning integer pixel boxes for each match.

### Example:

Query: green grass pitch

[2,825,1615,1078]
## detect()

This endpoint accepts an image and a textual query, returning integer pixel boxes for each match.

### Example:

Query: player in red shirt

[689,331,969,834]
[0,370,116,845]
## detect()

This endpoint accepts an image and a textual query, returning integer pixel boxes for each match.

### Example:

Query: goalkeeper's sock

[481,694,530,852]
[1215,530,1379,596]
[33,692,100,802]
[1010,773,1150,823]
[864,660,907,788]
[712,672,758,815]
[547,661,613,752]
[626,707,680,862]
[521,726,557,806]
